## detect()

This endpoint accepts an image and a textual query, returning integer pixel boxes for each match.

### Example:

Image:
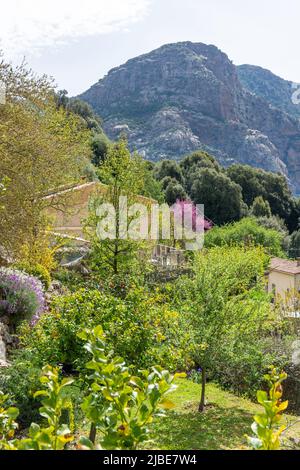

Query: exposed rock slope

[79,42,300,192]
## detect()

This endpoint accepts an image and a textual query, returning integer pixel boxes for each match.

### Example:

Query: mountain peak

[79,42,300,192]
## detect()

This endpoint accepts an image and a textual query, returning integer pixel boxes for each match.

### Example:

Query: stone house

[268,257,300,299]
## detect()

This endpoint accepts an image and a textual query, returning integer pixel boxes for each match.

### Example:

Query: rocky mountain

[238,64,300,119]
[79,42,300,192]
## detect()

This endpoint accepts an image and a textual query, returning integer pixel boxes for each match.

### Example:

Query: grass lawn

[146,379,300,450]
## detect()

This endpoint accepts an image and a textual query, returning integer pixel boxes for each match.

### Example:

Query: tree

[178,246,270,412]
[154,160,184,185]
[255,215,288,236]
[91,133,110,167]
[0,56,91,261]
[55,92,103,133]
[141,163,165,203]
[227,164,266,207]
[86,138,152,276]
[190,168,245,225]
[285,197,300,234]
[288,230,300,258]
[164,180,187,205]
[227,164,293,223]
[180,151,221,193]
[251,196,272,218]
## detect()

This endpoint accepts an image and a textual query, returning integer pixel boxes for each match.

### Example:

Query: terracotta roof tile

[270,257,300,275]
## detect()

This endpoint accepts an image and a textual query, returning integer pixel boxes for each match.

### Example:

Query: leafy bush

[205,217,285,256]
[247,367,288,450]
[0,327,177,451]
[0,268,46,328]
[14,262,51,290]
[210,338,291,400]
[0,392,19,449]
[287,230,300,258]
[0,366,74,450]
[19,287,194,372]
[255,215,288,236]
[79,326,178,450]
[0,350,42,428]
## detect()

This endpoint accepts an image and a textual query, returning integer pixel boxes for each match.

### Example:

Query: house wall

[46,182,156,239]
[46,182,100,237]
[268,270,296,298]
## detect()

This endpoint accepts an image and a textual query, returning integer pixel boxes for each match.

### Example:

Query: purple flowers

[0,268,46,327]
[173,199,213,232]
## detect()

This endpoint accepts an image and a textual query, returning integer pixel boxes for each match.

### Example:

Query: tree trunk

[198,367,206,412]
[89,423,97,444]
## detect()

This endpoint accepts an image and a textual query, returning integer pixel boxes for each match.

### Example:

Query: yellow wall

[46,182,100,238]
[268,270,298,298]
[45,181,156,240]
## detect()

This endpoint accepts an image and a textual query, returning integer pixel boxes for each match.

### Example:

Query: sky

[0,0,299,96]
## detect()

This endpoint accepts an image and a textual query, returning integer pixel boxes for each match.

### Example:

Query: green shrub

[205,217,285,257]
[79,326,178,450]
[0,350,42,428]
[14,262,51,290]
[210,339,290,400]
[0,327,177,451]
[0,366,74,450]
[19,287,194,372]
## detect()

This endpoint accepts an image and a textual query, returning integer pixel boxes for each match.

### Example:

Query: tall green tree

[154,160,185,185]
[175,246,270,412]
[251,196,272,218]
[288,230,300,258]
[164,180,187,205]
[227,164,293,224]
[191,168,245,225]
[86,138,152,276]
[180,151,221,193]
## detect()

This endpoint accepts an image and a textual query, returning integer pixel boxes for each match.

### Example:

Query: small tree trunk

[89,423,97,444]
[198,367,206,412]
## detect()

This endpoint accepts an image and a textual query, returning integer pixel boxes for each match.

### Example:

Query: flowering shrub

[0,268,46,328]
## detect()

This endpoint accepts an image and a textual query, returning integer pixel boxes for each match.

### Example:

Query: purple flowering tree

[171,199,212,249]
[173,199,213,232]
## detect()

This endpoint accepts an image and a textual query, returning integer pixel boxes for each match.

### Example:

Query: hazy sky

[1,0,299,95]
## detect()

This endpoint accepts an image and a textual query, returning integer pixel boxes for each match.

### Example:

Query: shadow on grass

[150,402,253,450]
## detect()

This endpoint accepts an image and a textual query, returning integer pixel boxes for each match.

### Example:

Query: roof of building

[270,257,300,275]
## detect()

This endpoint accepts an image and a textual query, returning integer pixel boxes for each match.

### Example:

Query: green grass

[146,379,300,450]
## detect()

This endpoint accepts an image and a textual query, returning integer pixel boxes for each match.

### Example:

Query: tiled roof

[270,257,300,275]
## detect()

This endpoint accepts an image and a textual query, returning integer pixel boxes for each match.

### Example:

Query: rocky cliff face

[238,64,300,119]
[79,42,300,192]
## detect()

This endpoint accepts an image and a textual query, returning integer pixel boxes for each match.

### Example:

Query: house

[45,181,101,239]
[268,257,300,299]
[45,181,155,239]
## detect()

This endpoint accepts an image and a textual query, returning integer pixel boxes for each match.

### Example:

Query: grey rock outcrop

[79,42,300,192]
